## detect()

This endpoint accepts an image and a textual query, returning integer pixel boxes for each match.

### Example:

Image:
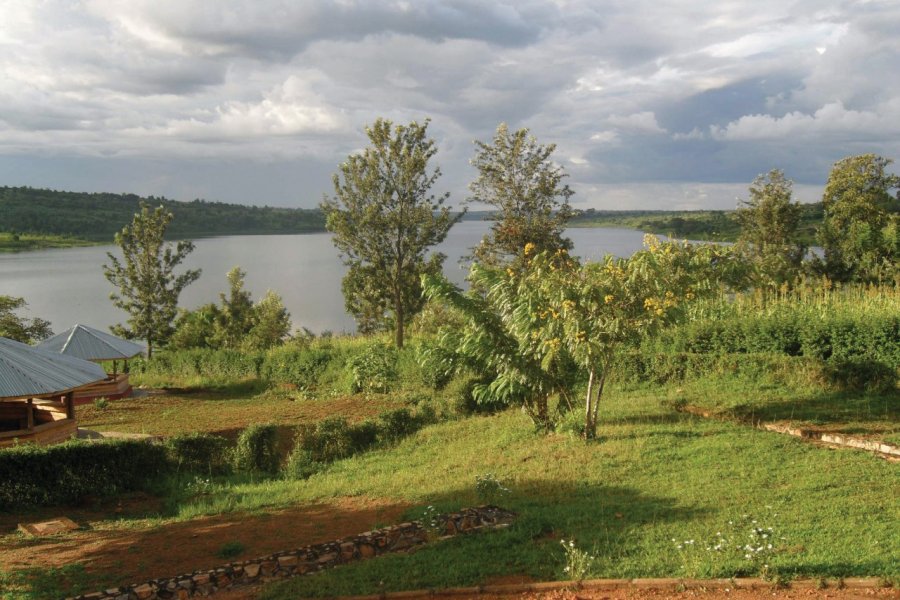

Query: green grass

[258,398,897,597]
[106,383,894,598]
[0,564,114,600]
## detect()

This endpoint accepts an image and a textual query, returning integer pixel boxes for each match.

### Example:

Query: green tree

[244,290,292,350]
[468,123,574,266]
[818,154,900,282]
[322,118,461,347]
[735,169,805,286]
[423,238,747,436]
[0,296,52,343]
[103,203,201,357]
[213,266,255,348]
[170,269,292,350]
[169,303,219,350]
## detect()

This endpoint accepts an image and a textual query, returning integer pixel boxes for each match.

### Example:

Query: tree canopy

[0,296,52,343]
[818,154,899,283]
[735,169,805,286]
[468,123,574,266]
[103,203,201,357]
[322,118,461,347]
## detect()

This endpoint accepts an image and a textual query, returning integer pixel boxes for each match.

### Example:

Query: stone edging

[675,403,900,460]
[64,506,517,600]
[319,577,890,599]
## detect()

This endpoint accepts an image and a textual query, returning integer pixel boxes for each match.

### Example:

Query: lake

[0,222,653,335]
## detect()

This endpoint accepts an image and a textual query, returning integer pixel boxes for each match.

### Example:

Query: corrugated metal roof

[36,324,144,361]
[0,337,108,400]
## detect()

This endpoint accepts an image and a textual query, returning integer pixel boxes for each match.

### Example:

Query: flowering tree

[423,237,747,437]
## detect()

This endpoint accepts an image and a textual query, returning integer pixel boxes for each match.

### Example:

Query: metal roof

[36,324,144,361]
[0,337,108,400]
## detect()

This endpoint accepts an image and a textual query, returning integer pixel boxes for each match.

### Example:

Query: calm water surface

[0,222,651,334]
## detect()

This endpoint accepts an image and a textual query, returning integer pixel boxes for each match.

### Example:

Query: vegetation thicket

[0,295,52,343]
[169,266,291,351]
[322,118,462,347]
[103,202,201,357]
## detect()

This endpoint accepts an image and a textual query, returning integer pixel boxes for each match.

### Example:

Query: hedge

[0,439,169,510]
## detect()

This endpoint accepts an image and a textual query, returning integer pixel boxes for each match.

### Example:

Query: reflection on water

[0,222,652,334]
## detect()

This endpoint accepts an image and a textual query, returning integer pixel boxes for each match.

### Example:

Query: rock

[277,555,299,568]
[358,543,376,558]
[316,552,338,564]
[243,563,261,578]
[133,584,154,600]
[192,573,210,586]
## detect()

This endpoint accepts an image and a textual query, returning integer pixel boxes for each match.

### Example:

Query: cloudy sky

[1,0,898,211]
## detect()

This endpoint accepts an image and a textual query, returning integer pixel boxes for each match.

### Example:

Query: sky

[1,0,898,211]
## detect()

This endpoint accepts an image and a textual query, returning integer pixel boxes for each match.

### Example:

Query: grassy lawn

[252,387,897,598]
[6,343,896,600]
[651,364,899,441]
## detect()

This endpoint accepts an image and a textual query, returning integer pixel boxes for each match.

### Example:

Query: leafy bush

[0,439,169,509]
[821,359,898,393]
[261,346,334,390]
[232,424,280,474]
[377,408,419,443]
[283,448,325,480]
[348,342,398,393]
[165,433,231,474]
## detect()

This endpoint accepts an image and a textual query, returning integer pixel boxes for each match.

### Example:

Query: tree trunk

[147,337,153,359]
[395,292,404,348]
[584,368,595,439]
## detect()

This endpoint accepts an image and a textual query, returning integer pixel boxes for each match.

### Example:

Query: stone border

[65,506,516,600]
[321,577,890,599]
[675,403,900,460]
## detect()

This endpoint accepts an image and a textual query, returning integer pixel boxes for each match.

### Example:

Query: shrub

[165,433,231,475]
[821,359,898,393]
[377,408,419,444]
[0,439,169,509]
[262,346,334,389]
[283,448,324,480]
[348,342,398,393]
[232,424,280,473]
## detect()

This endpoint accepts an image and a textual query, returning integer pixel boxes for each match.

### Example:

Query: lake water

[0,222,653,335]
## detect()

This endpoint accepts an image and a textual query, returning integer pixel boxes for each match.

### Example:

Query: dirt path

[0,496,409,590]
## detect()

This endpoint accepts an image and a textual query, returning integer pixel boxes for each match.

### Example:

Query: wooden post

[65,392,74,420]
[26,398,34,431]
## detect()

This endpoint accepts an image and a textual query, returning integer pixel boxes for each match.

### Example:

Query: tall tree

[818,154,900,282]
[321,118,461,348]
[735,169,805,286]
[103,202,201,357]
[0,296,52,343]
[213,266,255,348]
[468,123,574,266]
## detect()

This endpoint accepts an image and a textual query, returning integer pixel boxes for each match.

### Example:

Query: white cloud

[710,101,894,140]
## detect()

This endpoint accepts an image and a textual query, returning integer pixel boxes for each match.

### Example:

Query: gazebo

[37,324,145,403]
[0,337,108,447]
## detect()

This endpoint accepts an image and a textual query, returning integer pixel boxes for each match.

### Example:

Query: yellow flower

[655,308,664,316]
[506,268,515,277]
[604,294,614,304]
[524,242,536,256]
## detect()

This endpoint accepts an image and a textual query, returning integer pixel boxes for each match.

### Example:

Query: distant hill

[0,186,326,241]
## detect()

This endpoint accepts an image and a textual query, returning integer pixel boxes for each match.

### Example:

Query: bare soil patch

[0,496,409,591]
